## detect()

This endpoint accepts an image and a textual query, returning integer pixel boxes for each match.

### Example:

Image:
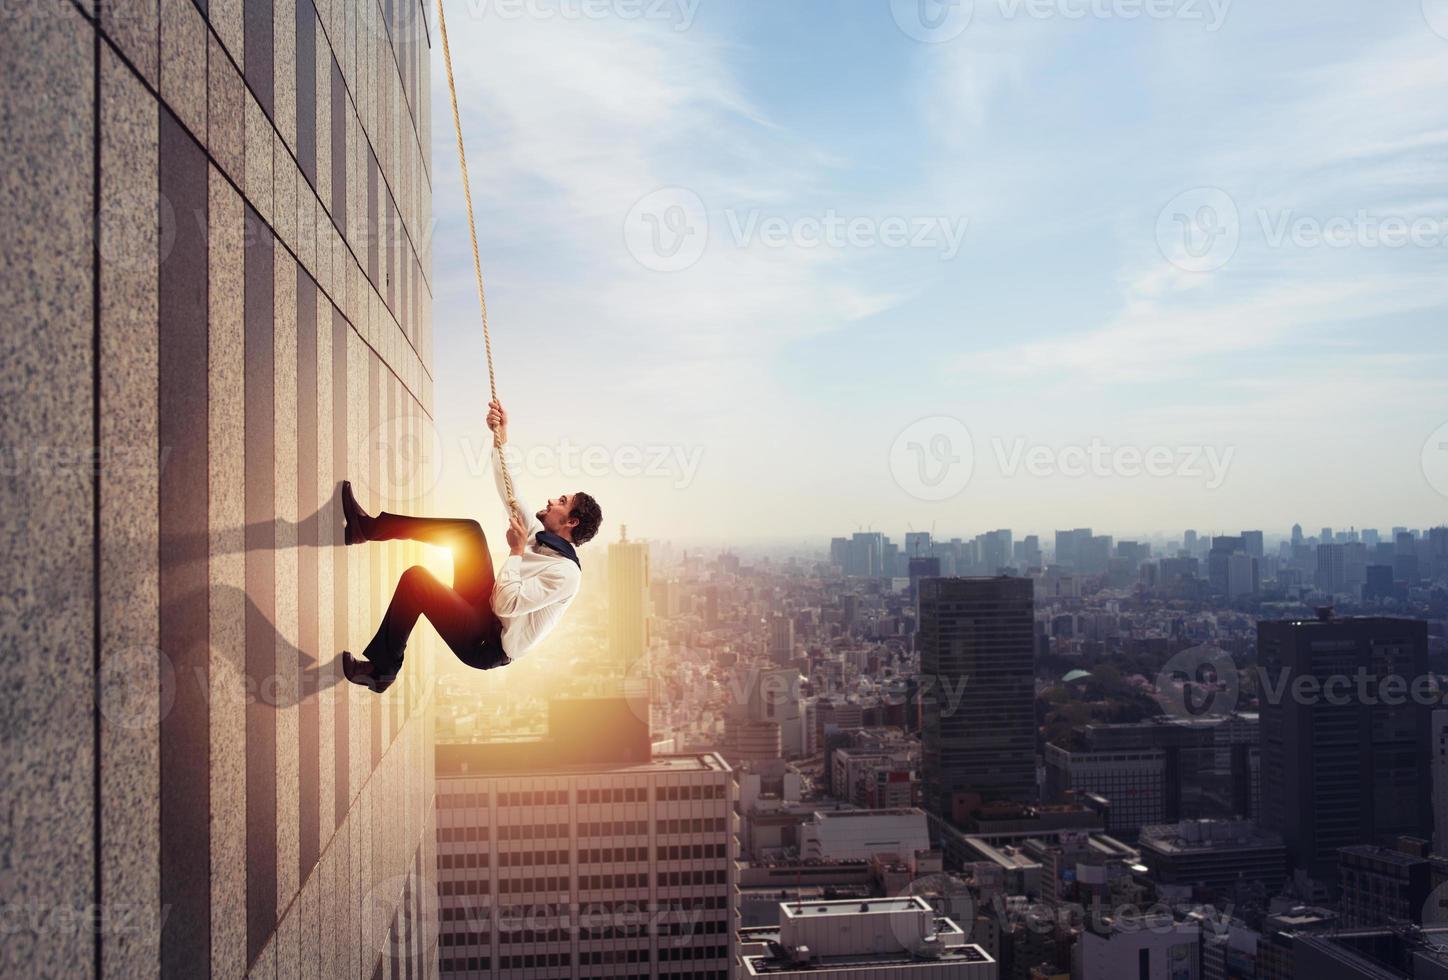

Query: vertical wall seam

[91,12,103,980]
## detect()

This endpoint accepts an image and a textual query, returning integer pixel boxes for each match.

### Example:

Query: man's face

[537,492,581,539]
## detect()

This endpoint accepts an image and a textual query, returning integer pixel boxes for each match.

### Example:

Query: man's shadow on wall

[151,481,422,712]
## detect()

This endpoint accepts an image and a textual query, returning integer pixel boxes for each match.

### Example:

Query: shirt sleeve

[493,556,580,616]
[490,440,539,536]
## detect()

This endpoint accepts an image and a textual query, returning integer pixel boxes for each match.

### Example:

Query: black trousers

[361,512,509,677]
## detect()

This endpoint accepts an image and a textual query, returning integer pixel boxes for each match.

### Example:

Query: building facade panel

[3,0,438,976]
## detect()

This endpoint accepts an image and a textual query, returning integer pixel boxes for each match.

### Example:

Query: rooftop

[438,752,730,779]
[782,896,928,918]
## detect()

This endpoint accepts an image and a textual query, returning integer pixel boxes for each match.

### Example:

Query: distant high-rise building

[847,532,882,577]
[1184,529,1200,555]
[1242,530,1265,559]
[904,531,932,557]
[918,577,1037,815]
[1435,709,1448,856]
[1316,544,1346,595]
[829,537,849,569]
[1363,565,1404,603]
[767,613,795,665]
[608,526,651,676]
[1258,614,1431,883]
[1055,528,1092,568]
[1292,525,1305,548]
[1430,528,1448,581]
[907,556,941,598]
[1227,552,1258,599]
[978,529,1013,573]
[1209,536,1247,596]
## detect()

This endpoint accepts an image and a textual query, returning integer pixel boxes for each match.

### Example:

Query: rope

[436,0,518,515]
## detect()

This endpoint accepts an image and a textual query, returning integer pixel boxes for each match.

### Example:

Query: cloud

[930,22,1448,385]
[431,7,912,417]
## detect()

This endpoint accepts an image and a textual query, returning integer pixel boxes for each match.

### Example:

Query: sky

[422,0,1448,548]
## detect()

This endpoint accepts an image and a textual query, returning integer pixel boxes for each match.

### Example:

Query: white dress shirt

[486,443,582,659]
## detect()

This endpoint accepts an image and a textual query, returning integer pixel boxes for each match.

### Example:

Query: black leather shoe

[342,650,395,693]
[341,480,371,545]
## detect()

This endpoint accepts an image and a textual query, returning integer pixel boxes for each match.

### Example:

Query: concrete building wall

[2,0,438,976]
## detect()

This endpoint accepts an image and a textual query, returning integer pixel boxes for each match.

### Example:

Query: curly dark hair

[568,491,603,546]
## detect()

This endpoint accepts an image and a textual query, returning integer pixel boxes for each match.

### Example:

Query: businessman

[340,399,602,692]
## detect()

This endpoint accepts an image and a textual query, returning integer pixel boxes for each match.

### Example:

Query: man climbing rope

[339,399,603,692]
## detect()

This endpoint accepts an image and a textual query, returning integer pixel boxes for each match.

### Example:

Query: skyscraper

[1257,614,1431,883]
[608,526,651,677]
[767,613,795,665]
[1434,709,1448,857]
[435,700,737,979]
[847,531,883,577]
[918,577,1037,816]
[4,3,439,974]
